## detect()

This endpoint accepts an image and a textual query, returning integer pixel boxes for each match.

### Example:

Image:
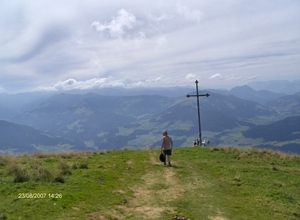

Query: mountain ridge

[1,83,299,154]
[0,120,83,153]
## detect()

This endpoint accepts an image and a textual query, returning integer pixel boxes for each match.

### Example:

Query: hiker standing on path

[161,131,173,166]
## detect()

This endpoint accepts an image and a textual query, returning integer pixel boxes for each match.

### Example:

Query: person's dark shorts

[163,149,172,156]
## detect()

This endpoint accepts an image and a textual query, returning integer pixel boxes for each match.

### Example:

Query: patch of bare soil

[89,211,107,220]
[208,216,229,220]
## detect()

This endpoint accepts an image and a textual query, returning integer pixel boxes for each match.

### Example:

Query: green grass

[0,147,300,219]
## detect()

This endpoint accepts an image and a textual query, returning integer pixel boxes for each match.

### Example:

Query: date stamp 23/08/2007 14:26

[18,193,63,199]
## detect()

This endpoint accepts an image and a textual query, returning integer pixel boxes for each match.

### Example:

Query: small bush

[99,151,107,155]
[60,169,72,176]
[57,160,72,176]
[71,162,88,169]
[61,154,72,159]
[0,157,7,167]
[14,173,30,183]
[7,163,30,183]
[29,159,42,170]
[79,163,88,169]
[33,152,48,158]
[32,167,54,182]
[71,163,78,169]
[58,160,71,170]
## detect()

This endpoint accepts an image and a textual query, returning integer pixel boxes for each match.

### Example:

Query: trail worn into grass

[127,152,181,219]
[99,151,181,219]
[100,150,228,220]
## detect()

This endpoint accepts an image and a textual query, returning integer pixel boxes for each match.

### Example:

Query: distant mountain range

[228,85,284,104]
[248,80,300,95]
[11,93,173,142]
[244,116,300,154]
[266,92,300,117]
[0,120,83,153]
[0,81,299,154]
[243,116,300,142]
[10,91,278,148]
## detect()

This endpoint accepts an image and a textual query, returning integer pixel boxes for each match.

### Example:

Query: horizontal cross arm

[186,93,210,98]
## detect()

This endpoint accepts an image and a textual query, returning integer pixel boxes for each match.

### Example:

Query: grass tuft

[32,167,53,182]
[0,156,8,167]
[78,163,88,169]
[0,211,7,220]
[7,163,30,183]
[58,160,71,170]
[58,160,72,176]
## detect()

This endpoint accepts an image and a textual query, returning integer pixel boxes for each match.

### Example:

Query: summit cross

[186,80,210,146]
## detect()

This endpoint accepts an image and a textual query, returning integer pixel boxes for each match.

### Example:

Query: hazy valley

[0,80,300,154]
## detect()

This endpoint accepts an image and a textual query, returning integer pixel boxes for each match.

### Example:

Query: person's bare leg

[167,155,171,165]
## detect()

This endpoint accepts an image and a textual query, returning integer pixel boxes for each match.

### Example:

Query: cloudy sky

[0,0,299,93]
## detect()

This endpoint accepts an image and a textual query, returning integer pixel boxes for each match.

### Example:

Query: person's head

[162,131,168,136]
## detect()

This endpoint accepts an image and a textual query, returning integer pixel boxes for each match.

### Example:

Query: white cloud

[209,74,244,81]
[148,13,173,22]
[176,3,203,22]
[155,35,167,51]
[185,74,196,80]
[36,78,110,91]
[134,31,146,48]
[35,76,173,91]
[248,75,260,80]
[91,9,137,39]
[209,74,222,80]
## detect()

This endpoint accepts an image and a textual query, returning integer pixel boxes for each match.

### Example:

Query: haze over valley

[1,80,299,154]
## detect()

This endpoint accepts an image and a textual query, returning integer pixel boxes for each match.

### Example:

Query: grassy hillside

[0,147,300,220]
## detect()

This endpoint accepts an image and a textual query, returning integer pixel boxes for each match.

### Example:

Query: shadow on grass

[163,165,184,169]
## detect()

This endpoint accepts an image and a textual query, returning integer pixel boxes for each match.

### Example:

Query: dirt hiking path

[96,150,228,220]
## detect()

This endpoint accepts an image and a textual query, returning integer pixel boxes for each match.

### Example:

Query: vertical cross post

[186,80,210,146]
